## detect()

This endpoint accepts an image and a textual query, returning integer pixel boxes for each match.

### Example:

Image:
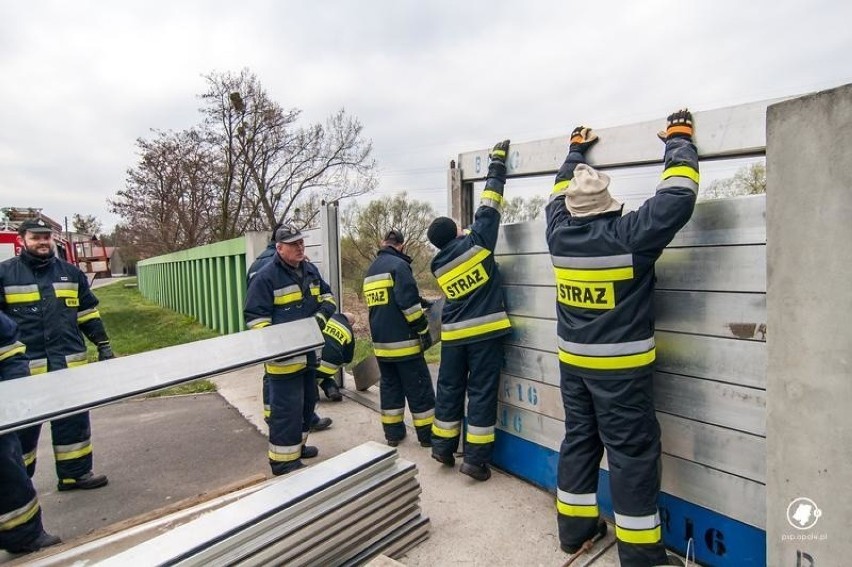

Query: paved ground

[1,359,620,566]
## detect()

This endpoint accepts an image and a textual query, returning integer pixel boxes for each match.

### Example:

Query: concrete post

[766,83,852,566]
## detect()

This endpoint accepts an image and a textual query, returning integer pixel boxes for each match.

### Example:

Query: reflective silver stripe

[54,440,90,453]
[318,293,336,304]
[268,442,301,462]
[4,284,39,295]
[442,312,508,332]
[614,511,661,530]
[274,284,301,297]
[433,245,488,279]
[551,254,633,269]
[52,282,79,292]
[77,307,98,318]
[0,496,39,530]
[246,317,272,328]
[433,419,461,430]
[411,408,435,420]
[28,358,47,372]
[373,339,420,350]
[657,176,698,194]
[558,336,655,356]
[402,304,422,317]
[363,273,393,287]
[557,490,597,505]
[382,408,405,417]
[266,354,308,368]
[301,431,309,442]
[467,424,494,436]
[480,190,503,213]
[65,352,88,364]
[318,361,340,374]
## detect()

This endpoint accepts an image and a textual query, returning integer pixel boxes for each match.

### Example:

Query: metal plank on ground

[0,319,323,434]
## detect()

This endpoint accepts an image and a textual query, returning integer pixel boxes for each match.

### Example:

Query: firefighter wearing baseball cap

[244,221,337,475]
[547,111,698,566]
[0,218,113,492]
[363,229,436,447]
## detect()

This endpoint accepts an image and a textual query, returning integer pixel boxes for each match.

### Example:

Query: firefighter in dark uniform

[364,230,436,447]
[546,111,698,566]
[426,140,513,482]
[247,227,337,430]
[0,219,112,491]
[315,311,355,395]
[244,222,337,475]
[0,312,61,554]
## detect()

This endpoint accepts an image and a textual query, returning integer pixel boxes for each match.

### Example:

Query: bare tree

[71,214,103,236]
[701,162,766,200]
[501,195,547,223]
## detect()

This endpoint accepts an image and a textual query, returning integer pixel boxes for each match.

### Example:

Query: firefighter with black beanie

[426,139,513,482]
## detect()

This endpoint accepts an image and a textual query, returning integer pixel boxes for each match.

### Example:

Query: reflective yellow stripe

[250,321,271,329]
[441,317,511,342]
[6,292,40,303]
[558,348,656,370]
[268,444,302,463]
[323,319,352,344]
[615,525,662,545]
[432,424,459,438]
[413,415,434,428]
[317,363,339,375]
[55,444,93,461]
[22,449,36,467]
[265,361,308,374]
[374,344,421,358]
[0,497,40,531]
[404,309,425,323]
[480,190,504,206]
[273,292,302,305]
[661,165,700,184]
[67,359,89,368]
[554,266,634,282]
[466,431,495,444]
[363,278,393,292]
[54,289,79,299]
[381,414,404,424]
[77,310,101,323]
[310,285,320,296]
[0,344,25,362]
[30,365,47,375]
[557,500,600,518]
[552,179,570,194]
[436,248,491,288]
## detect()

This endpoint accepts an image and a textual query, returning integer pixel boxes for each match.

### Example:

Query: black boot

[459,462,491,481]
[57,471,109,491]
[5,531,61,554]
[560,519,607,554]
[323,382,343,402]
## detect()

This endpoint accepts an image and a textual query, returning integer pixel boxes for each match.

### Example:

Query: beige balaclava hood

[565,164,623,218]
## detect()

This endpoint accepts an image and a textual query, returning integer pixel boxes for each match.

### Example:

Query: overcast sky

[1,0,850,233]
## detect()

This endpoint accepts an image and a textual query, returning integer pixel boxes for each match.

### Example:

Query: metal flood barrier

[0,319,323,435]
[136,202,343,336]
[82,442,429,566]
[449,102,774,566]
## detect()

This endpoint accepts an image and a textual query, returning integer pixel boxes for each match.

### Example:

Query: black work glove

[420,298,434,310]
[569,126,599,154]
[314,313,328,332]
[419,332,433,353]
[489,139,510,163]
[657,108,694,142]
[97,341,115,361]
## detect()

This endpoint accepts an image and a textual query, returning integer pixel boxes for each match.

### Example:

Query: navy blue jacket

[0,312,29,381]
[364,246,428,361]
[317,312,355,378]
[545,137,699,378]
[430,158,511,346]
[0,251,109,374]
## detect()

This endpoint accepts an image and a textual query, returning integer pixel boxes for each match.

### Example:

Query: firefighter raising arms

[546,111,698,566]
[426,139,513,482]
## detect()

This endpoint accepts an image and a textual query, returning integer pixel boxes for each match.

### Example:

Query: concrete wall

[766,83,852,566]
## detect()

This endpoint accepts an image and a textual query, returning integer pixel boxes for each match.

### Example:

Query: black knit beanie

[427,217,458,249]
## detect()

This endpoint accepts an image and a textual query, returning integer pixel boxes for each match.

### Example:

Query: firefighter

[363,230,436,447]
[0,219,112,491]
[315,311,355,398]
[426,140,513,482]
[546,111,698,566]
[0,311,61,554]
[247,226,336,429]
[244,221,337,475]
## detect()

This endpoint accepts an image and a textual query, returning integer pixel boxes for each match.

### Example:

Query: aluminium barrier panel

[451,102,773,566]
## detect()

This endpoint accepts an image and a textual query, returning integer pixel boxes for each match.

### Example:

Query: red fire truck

[0,207,78,264]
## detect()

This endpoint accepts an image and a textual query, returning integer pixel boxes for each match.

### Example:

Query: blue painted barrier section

[492,430,766,566]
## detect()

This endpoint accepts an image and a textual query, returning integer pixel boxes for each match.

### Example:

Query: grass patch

[89,278,220,396]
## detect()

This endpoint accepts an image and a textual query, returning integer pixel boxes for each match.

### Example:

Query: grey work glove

[97,341,115,361]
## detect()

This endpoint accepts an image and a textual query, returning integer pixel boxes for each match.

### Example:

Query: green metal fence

[137,235,264,335]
